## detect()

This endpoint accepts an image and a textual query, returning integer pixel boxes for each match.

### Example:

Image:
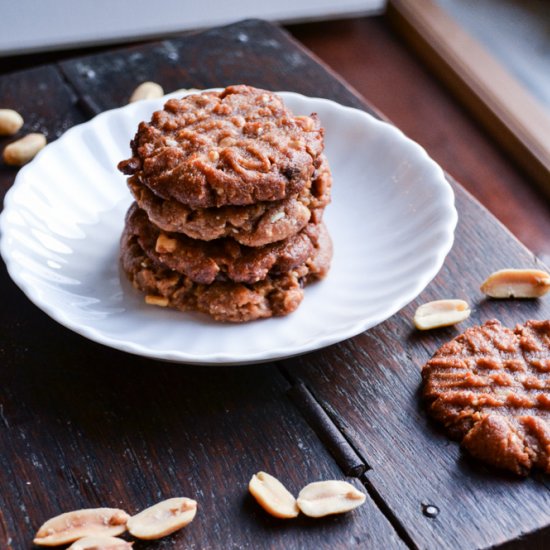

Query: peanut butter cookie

[125,203,326,285]
[118,85,324,208]
[120,221,332,323]
[422,319,550,475]
[126,154,331,246]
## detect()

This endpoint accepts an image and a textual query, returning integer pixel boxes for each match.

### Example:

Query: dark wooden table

[1,18,550,550]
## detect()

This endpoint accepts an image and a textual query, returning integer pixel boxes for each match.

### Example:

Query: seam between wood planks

[55,63,103,119]
[360,472,419,550]
[280,363,417,549]
[285,380,368,477]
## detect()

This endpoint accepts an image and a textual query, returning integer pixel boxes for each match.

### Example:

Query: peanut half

[155,234,178,253]
[145,295,169,307]
[248,472,299,519]
[126,497,197,540]
[129,82,164,103]
[480,268,550,298]
[297,480,366,518]
[414,299,471,330]
[3,132,46,166]
[33,508,129,546]
[67,536,133,550]
[0,108,24,135]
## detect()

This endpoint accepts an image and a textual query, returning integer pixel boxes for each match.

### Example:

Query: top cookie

[118,85,324,208]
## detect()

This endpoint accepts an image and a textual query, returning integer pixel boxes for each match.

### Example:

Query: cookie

[120,221,332,323]
[127,154,332,246]
[422,319,550,475]
[125,203,326,285]
[118,85,324,208]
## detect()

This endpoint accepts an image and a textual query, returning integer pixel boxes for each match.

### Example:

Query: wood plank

[0,313,403,548]
[0,65,86,202]
[387,0,550,198]
[0,21,407,550]
[283,182,550,549]
[58,20,367,114]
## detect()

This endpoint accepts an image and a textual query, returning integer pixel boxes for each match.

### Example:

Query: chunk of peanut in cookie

[294,115,315,131]
[155,234,178,253]
[145,295,169,307]
[218,136,235,147]
[480,269,550,298]
[414,299,471,330]
[248,472,299,519]
[297,481,366,518]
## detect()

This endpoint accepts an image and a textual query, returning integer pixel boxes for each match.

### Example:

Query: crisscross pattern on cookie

[422,319,550,474]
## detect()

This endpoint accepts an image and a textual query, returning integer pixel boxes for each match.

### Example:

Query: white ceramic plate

[0,91,457,365]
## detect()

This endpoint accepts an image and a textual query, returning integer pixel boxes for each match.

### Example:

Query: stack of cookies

[118,85,333,322]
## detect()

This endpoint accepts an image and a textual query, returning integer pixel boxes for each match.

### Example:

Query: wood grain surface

[1,18,550,550]
[283,187,550,549]
[0,66,85,201]
[0,307,401,548]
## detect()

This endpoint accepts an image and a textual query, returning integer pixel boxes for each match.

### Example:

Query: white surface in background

[438,0,550,110]
[1,0,385,56]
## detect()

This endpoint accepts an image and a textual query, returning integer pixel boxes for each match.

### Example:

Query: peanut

[218,136,235,148]
[155,234,178,253]
[297,480,366,517]
[480,269,550,298]
[33,508,129,546]
[129,82,164,103]
[248,472,299,519]
[126,497,197,540]
[145,295,169,307]
[295,115,315,131]
[3,133,46,166]
[270,211,285,223]
[414,299,471,330]
[0,108,24,135]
